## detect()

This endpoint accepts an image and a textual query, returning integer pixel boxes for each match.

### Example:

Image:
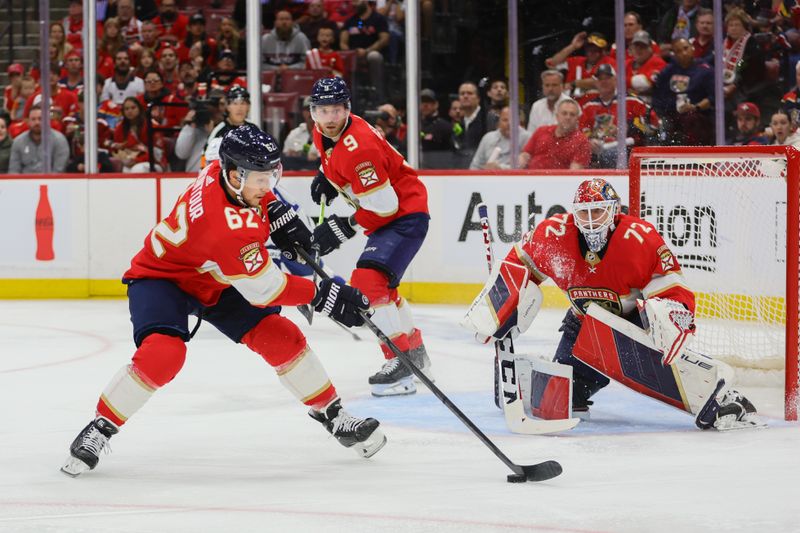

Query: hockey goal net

[629,146,799,421]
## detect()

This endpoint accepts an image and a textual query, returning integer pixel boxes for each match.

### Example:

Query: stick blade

[521,460,563,482]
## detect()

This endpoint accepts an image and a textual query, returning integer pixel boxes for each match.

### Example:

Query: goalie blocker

[574,303,765,431]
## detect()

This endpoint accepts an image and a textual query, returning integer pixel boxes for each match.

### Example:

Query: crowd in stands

[4,0,800,174]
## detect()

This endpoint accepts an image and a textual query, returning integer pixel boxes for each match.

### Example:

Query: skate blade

[60,456,91,477]
[354,428,387,458]
[371,378,416,397]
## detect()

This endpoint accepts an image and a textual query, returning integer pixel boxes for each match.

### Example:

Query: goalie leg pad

[575,303,738,419]
[553,311,609,409]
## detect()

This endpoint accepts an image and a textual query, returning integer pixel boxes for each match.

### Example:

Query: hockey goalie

[463,178,765,431]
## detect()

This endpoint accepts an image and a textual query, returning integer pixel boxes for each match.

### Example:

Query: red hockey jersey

[313,114,428,233]
[124,160,316,307]
[507,213,694,318]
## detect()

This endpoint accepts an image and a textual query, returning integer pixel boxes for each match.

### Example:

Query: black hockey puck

[507,473,527,483]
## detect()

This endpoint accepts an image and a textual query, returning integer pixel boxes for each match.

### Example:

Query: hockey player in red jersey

[306,77,432,397]
[463,178,762,431]
[61,125,387,477]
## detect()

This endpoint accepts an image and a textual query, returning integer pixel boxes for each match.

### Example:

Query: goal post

[629,146,799,421]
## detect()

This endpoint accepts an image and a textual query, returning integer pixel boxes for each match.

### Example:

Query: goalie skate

[60,417,119,477]
[310,399,387,458]
[696,380,767,431]
[368,357,416,396]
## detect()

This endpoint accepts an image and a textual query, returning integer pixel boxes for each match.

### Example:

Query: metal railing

[0,0,29,64]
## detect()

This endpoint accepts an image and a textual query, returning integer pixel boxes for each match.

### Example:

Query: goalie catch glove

[311,169,339,205]
[313,215,357,256]
[638,297,696,366]
[311,278,370,327]
[267,200,314,262]
[461,260,543,343]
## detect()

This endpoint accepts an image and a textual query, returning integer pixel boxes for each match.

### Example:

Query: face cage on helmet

[573,199,619,253]
[223,163,283,206]
[310,101,351,137]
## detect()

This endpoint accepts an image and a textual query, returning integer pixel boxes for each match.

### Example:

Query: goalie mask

[572,178,621,253]
[219,124,282,206]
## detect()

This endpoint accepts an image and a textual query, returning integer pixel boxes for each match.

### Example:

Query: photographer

[175,95,221,171]
[366,103,406,157]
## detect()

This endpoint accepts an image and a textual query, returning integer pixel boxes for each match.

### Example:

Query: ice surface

[0,300,797,532]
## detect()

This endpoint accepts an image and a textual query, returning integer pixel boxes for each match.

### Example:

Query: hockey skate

[309,399,387,458]
[696,380,767,431]
[60,417,119,477]
[368,356,416,396]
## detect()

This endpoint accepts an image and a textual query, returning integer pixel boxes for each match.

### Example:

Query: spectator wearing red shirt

[610,11,661,61]
[157,45,181,92]
[580,64,656,168]
[209,49,247,93]
[625,31,666,102]
[519,98,590,170]
[180,12,218,69]
[325,0,356,27]
[112,96,166,172]
[546,31,616,98]
[63,0,83,51]
[306,26,344,77]
[152,0,189,42]
[23,63,79,120]
[138,70,187,131]
[98,17,125,79]
[116,0,142,47]
[2,63,24,116]
[690,8,714,62]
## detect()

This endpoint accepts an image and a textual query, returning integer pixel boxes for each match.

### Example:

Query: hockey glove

[267,201,314,262]
[311,170,338,205]
[313,215,357,256]
[638,298,696,366]
[461,260,543,343]
[311,278,370,327]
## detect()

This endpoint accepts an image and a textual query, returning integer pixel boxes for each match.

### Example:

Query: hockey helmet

[309,76,351,107]
[219,124,282,204]
[226,84,250,104]
[572,178,621,253]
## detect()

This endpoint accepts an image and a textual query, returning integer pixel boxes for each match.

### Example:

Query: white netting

[636,155,792,386]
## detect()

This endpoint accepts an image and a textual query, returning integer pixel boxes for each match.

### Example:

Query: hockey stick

[296,246,562,482]
[478,203,578,435]
[477,203,503,409]
[303,195,326,326]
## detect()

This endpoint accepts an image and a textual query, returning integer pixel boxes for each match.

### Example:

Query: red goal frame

[629,146,799,421]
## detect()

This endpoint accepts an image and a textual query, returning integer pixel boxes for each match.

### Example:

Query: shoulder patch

[656,244,678,272]
[355,161,379,187]
[239,242,265,274]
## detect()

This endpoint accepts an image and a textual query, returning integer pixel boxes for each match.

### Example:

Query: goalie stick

[295,246,562,482]
[478,203,578,435]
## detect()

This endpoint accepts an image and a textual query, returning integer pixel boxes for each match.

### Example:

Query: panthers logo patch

[567,287,622,316]
[239,242,264,274]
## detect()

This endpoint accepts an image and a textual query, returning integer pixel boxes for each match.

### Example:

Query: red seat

[279,69,331,97]
[261,70,278,92]
[338,50,357,85]
[262,91,300,135]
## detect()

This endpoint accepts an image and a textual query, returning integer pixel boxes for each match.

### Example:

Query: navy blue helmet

[226,84,250,103]
[219,124,281,172]
[309,77,350,107]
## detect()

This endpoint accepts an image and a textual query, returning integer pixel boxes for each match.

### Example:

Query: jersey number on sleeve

[151,203,188,257]
[544,213,569,238]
